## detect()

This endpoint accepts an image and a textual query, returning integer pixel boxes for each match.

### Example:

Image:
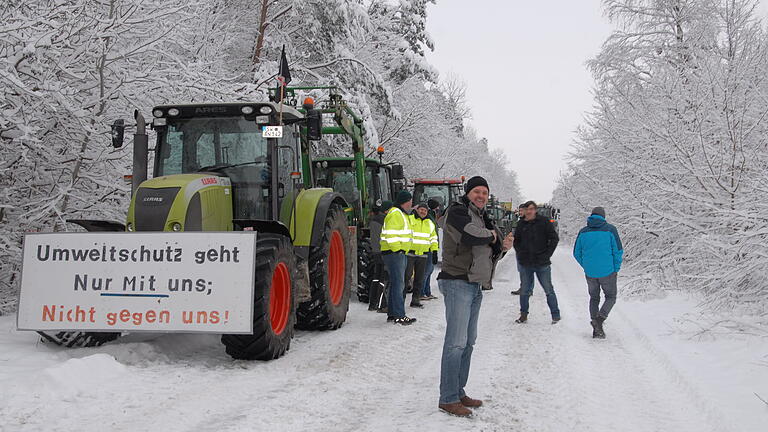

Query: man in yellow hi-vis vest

[405,202,439,308]
[381,190,415,325]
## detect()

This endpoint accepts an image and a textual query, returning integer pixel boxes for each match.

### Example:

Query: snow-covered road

[2,248,766,432]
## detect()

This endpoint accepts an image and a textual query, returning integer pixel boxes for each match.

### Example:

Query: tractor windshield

[413,184,451,209]
[156,117,268,176]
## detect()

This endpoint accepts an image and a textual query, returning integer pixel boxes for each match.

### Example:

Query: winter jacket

[380,206,412,253]
[438,196,504,287]
[408,214,438,256]
[513,214,559,267]
[369,213,385,254]
[573,215,623,278]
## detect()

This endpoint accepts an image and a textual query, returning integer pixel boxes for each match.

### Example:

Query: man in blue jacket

[573,207,623,339]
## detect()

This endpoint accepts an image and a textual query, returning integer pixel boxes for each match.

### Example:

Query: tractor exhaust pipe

[132,110,148,196]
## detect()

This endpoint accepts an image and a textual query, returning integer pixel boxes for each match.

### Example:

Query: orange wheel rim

[269,262,291,335]
[329,230,345,305]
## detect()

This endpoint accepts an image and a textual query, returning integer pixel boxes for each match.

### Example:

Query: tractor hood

[127,174,233,232]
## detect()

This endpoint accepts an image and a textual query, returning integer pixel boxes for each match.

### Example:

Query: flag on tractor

[277,45,291,98]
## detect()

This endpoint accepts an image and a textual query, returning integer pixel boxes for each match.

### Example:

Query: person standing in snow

[368,201,392,312]
[573,207,624,339]
[380,190,417,325]
[420,199,441,301]
[404,203,437,309]
[513,201,561,324]
[437,176,513,417]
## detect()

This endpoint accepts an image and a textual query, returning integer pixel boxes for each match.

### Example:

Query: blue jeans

[439,279,483,404]
[382,252,407,318]
[519,264,560,319]
[422,255,434,297]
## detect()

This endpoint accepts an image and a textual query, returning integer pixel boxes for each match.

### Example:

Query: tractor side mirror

[391,164,405,180]
[306,109,322,141]
[111,119,125,148]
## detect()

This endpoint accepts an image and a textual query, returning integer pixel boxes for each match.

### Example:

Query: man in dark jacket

[437,176,513,417]
[573,206,623,339]
[513,201,560,324]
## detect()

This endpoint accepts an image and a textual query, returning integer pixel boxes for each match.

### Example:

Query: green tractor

[537,204,561,234]
[487,195,514,237]
[271,87,405,303]
[43,101,355,360]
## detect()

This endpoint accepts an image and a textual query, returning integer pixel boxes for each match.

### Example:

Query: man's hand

[503,233,514,251]
[491,230,498,244]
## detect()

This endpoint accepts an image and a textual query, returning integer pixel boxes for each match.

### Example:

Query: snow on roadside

[0,248,766,432]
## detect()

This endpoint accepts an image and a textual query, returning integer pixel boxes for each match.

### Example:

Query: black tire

[221,233,296,360]
[296,204,353,330]
[356,238,372,302]
[38,331,120,348]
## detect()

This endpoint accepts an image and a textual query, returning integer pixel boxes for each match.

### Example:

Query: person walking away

[368,201,392,312]
[404,203,435,308]
[573,207,623,339]
[437,176,513,417]
[513,201,560,324]
[380,191,416,325]
[421,199,441,301]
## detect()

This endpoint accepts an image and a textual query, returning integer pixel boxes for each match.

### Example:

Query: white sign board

[262,125,283,138]
[17,232,256,334]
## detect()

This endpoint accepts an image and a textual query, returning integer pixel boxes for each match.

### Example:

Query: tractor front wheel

[221,233,296,360]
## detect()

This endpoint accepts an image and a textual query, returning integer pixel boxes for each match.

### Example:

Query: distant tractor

[27,101,355,361]
[487,195,513,237]
[537,204,561,234]
[411,178,464,214]
[270,87,405,302]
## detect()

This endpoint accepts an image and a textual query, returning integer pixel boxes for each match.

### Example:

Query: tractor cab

[116,103,313,233]
[313,157,400,225]
[412,178,465,215]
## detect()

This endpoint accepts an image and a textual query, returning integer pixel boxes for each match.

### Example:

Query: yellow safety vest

[380,207,412,253]
[409,215,439,255]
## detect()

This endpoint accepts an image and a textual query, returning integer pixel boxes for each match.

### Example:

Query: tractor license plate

[262,126,283,138]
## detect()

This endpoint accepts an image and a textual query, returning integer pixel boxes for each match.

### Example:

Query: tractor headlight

[241,106,254,115]
[168,108,180,117]
[322,161,328,168]
[126,222,134,232]
[259,106,273,115]
[152,109,164,118]
[171,222,182,232]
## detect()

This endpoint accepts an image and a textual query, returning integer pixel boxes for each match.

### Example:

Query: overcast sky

[425,1,768,202]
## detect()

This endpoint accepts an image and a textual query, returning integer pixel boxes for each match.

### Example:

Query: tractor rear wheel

[296,204,353,330]
[356,238,372,302]
[222,233,296,360]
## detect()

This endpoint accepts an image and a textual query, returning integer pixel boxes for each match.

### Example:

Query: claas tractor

[30,101,354,361]
[271,87,405,303]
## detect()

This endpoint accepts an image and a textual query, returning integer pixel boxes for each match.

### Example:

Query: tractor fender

[309,192,348,247]
[234,219,291,238]
[289,188,348,249]
[67,219,125,232]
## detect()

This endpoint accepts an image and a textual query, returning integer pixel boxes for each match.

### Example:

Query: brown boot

[438,402,473,417]
[515,312,528,323]
[460,395,483,408]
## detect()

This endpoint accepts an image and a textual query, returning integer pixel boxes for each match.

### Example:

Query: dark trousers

[586,272,618,319]
[368,253,388,310]
[405,255,427,306]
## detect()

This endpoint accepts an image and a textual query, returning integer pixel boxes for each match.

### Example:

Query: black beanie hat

[591,207,606,218]
[464,176,490,194]
[395,190,412,206]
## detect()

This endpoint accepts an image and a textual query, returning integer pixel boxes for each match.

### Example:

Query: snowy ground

[1,247,767,432]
